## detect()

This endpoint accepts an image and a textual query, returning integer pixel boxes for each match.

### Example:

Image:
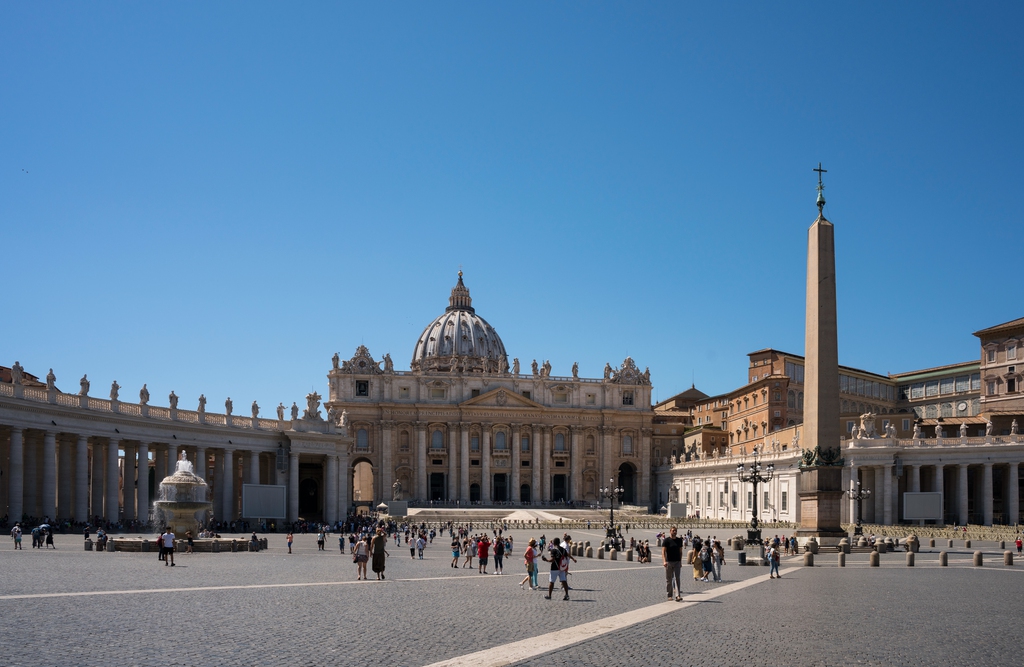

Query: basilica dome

[411,272,508,374]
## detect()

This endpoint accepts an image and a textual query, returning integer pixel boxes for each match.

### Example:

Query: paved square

[2,528,1022,666]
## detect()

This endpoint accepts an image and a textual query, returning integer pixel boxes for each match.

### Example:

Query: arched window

[622,435,633,454]
[788,391,796,409]
[585,434,595,454]
[797,392,804,410]
[357,428,368,449]
[495,432,506,450]
[399,431,410,452]
[555,433,565,451]
[431,429,444,449]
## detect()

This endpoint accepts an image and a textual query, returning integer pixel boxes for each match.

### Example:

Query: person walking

[370,529,390,580]
[450,536,461,568]
[493,535,505,575]
[286,531,293,554]
[185,530,195,554]
[11,523,23,549]
[687,539,705,581]
[1016,536,1022,555]
[162,528,176,566]
[541,537,575,600]
[768,542,781,579]
[662,526,684,601]
[316,529,326,551]
[462,537,474,568]
[354,535,370,580]
[520,539,538,590]
[416,534,426,559]
[711,540,724,582]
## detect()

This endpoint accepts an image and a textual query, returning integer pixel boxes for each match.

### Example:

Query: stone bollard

[838,538,850,554]
[106,539,115,552]
[1005,551,1014,566]
[806,539,819,554]
[585,541,590,549]
[884,537,895,552]
[929,539,935,548]
[261,538,268,550]
[964,540,971,548]
[177,541,186,553]
[804,552,814,567]
[597,547,604,559]
[869,551,880,567]
[838,552,845,567]
[973,551,983,567]
[857,536,868,548]
[947,539,953,548]
[727,538,733,548]
[231,540,238,553]
[213,540,220,553]
[626,549,633,562]
[84,538,93,551]
[731,538,745,551]
[141,539,150,552]
[610,548,618,561]
[586,546,593,558]
[906,552,915,567]
[999,540,1006,550]
[939,551,948,566]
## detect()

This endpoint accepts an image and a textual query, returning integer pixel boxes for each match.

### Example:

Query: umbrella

[38,524,51,530]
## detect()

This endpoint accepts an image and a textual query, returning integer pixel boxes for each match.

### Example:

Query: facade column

[601,426,614,493]
[1007,463,1019,527]
[958,464,969,526]
[74,434,89,522]
[983,462,994,526]
[569,426,580,503]
[933,464,944,525]
[325,455,338,524]
[882,464,893,525]
[167,444,178,470]
[531,424,541,503]
[223,449,234,522]
[339,445,350,518]
[873,466,884,524]
[511,424,521,505]
[250,451,261,487]
[460,423,470,501]
[24,434,38,517]
[196,446,207,481]
[415,423,427,502]
[542,427,552,502]
[122,443,136,522]
[481,425,492,503]
[41,431,57,521]
[640,428,652,509]
[380,421,394,504]
[212,450,223,521]
[8,428,23,523]
[91,442,104,522]
[288,452,299,523]
[137,443,150,524]
[105,438,120,523]
[58,436,72,520]
[448,425,458,501]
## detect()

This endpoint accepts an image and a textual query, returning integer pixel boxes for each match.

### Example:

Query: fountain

[153,451,212,538]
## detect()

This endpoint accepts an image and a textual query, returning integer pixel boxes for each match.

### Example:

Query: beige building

[326,273,654,509]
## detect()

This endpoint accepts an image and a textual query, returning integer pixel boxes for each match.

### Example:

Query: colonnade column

[24,435,38,517]
[380,422,394,504]
[873,466,884,524]
[909,464,921,526]
[137,443,150,523]
[74,435,89,522]
[510,424,521,504]
[933,464,944,525]
[196,446,207,481]
[325,455,338,524]
[958,464,969,526]
[569,426,580,503]
[288,452,299,523]
[250,451,260,487]
[460,423,470,501]
[982,462,993,526]
[167,443,178,470]
[223,449,234,522]
[531,425,541,503]
[106,438,120,523]
[42,431,57,520]
[58,436,72,520]
[123,443,136,521]
[481,425,492,503]
[542,427,551,503]
[91,442,104,522]
[448,426,458,501]
[882,464,893,525]
[415,423,427,502]
[1007,463,1019,527]
[154,446,166,488]
[8,428,23,523]
[848,465,858,527]
[212,451,223,520]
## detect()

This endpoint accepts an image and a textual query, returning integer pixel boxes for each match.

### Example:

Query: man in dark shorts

[542,537,576,600]
[662,526,684,601]
[477,535,491,574]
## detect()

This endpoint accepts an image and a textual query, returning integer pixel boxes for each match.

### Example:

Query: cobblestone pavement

[2,529,1022,666]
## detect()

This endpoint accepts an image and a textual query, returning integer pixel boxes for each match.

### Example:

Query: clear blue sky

[3,3,1021,411]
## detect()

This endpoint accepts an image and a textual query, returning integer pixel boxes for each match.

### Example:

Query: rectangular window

[911,383,924,399]
[971,373,981,390]
[925,381,939,397]
[685,492,690,504]
[585,393,596,405]
[554,392,568,404]
[940,377,954,395]
[987,381,996,396]
[781,490,788,512]
[902,419,910,431]
[521,437,529,452]
[471,389,480,398]
[731,491,737,508]
[719,491,725,507]
[899,385,909,400]
[398,386,410,399]
[747,491,753,508]
[471,459,480,466]
[430,387,446,399]
[622,390,634,406]
[522,460,530,466]
[840,375,849,393]
[555,461,565,467]
[955,376,969,392]
[471,437,479,451]
[521,391,531,400]
[356,381,369,397]
[774,410,781,417]
[707,491,711,507]
[1009,344,1017,360]
[988,349,996,362]
[764,491,769,509]
[1009,379,1018,393]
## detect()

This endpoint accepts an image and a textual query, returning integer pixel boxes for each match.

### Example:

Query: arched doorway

[299,478,319,517]
[470,483,481,502]
[520,484,531,503]
[429,473,446,501]
[552,475,567,502]
[352,459,374,509]
[493,474,508,502]
[618,462,637,505]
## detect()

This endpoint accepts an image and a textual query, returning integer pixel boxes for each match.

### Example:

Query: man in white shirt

[162,528,176,566]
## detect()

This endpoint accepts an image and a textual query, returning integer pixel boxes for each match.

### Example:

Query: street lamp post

[847,480,872,536]
[599,478,623,546]
[736,451,774,544]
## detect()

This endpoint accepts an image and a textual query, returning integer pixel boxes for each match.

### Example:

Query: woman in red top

[519,538,538,590]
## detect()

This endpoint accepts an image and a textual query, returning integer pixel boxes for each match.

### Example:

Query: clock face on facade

[958,402,968,412]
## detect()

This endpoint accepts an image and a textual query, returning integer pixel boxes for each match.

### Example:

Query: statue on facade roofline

[251,400,259,419]
[960,422,968,438]
[644,367,651,383]
[383,353,394,373]
[139,384,149,405]
[572,362,579,380]
[198,394,206,413]
[542,360,551,378]
[935,423,943,439]
[531,359,539,376]
[1013,419,1019,435]
[985,420,994,436]
[340,409,349,434]
[912,422,922,439]
[109,380,120,401]
[79,374,90,396]
[332,352,340,370]
[225,397,233,416]
[45,368,55,391]
[10,361,24,385]
[290,402,299,420]
[603,363,612,380]
[277,402,285,421]
[169,391,178,410]
[512,358,520,375]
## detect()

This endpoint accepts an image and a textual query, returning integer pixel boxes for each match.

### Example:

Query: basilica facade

[327,272,654,509]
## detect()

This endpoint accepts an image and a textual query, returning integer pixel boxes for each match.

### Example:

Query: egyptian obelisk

[797,164,846,542]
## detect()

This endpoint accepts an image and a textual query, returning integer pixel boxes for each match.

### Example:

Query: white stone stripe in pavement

[422,566,797,667]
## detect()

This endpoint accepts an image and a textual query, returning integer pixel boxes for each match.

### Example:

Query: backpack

[699,545,709,561]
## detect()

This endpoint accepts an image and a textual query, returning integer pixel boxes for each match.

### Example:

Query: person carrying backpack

[542,537,576,600]
[768,543,781,579]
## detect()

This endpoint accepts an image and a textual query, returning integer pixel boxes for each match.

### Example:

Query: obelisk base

[797,466,847,547]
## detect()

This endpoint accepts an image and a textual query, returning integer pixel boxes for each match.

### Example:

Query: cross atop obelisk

[814,162,827,215]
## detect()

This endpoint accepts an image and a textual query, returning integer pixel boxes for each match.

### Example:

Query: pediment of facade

[460,388,543,410]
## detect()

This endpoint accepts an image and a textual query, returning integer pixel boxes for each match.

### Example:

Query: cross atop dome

[447,270,474,313]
